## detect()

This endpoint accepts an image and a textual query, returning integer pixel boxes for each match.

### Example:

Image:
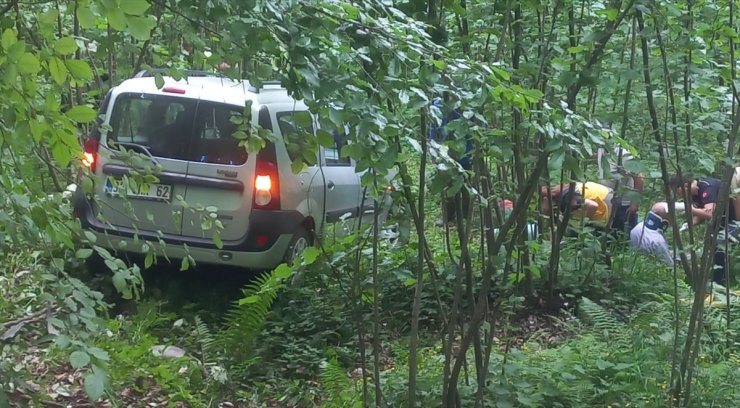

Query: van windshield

[108,93,247,165]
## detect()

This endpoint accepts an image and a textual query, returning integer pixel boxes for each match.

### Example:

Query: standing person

[429,92,473,227]
[597,146,644,232]
[630,202,685,267]
[669,174,736,285]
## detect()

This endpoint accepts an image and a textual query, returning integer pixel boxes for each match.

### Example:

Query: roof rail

[247,80,284,93]
[133,69,224,78]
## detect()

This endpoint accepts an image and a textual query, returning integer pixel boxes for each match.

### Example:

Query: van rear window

[190,102,247,166]
[107,93,247,165]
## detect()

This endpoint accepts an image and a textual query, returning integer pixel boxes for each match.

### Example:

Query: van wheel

[284,228,312,264]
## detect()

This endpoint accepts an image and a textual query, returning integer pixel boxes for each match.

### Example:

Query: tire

[284,228,312,264]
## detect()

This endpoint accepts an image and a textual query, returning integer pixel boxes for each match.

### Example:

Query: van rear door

[179,101,252,242]
[96,92,197,237]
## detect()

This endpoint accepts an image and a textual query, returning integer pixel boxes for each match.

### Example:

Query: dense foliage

[1,0,740,407]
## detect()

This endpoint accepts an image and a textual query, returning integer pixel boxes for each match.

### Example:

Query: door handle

[327,180,335,190]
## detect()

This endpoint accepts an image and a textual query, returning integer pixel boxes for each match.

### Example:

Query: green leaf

[54,37,78,55]
[154,73,164,89]
[316,129,334,148]
[54,335,70,348]
[77,7,97,29]
[596,359,614,370]
[328,108,343,126]
[561,372,576,380]
[291,159,306,174]
[84,231,97,243]
[720,26,738,40]
[238,295,260,305]
[69,350,90,369]
[66,59,93,80]
[87,347,110,361]
[66,106,97,123]
[17,53,41,74]
[144,251,154,269]
[491,66,510,81]
[340,3,359,19]
[75,248,93,259]
[84,371,105,401]
[51,142,72,167]
[213,232,223,249]
[432,59,447,70]
[232,130,248,140]
[274,263,292,279]
[126,15,156,41]
[106,8,127,31]
[111,271,128,296]
[302,247,320,265]
[1,28,16,50]
[604,8,618,21]
[120,0,151,15]
[48,56,68,84]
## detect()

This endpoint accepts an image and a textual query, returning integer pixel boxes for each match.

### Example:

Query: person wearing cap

[540,181,633,234]
[630,202,685,266]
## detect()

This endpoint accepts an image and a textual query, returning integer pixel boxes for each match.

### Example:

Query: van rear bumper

[85,231,292,270]
[73,190,302,268]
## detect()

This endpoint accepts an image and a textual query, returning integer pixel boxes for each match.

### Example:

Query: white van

[74,71,384,269]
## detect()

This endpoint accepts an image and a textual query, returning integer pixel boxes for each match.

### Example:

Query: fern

[193,315,216,366]
[320,357,361,408]
[215,265,289,376]
[579,297,626,342]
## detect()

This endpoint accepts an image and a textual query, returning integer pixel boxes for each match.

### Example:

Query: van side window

[277,111,315,165]
[325,131,351,167]
[190,102,248,165]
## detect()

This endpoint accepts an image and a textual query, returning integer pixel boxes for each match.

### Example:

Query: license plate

[105,179,172,202]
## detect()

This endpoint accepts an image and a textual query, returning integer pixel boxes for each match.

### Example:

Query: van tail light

[253,158,280,210]
[82,138,99,172]
[162,86,186,94]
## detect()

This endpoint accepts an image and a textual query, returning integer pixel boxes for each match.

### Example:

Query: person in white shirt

[630,202,685,266]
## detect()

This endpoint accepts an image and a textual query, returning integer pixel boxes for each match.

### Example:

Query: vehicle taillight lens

[162,86,186,94]
[253,159,280,210]
[82,138,99,172]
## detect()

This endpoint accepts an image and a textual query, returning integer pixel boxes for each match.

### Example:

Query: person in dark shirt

[669,176,723,225]
[669,175,737,285]
[429,92,473,226]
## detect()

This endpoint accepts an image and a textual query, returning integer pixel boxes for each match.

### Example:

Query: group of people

[427,90,738,286]
[542,167,740,286]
